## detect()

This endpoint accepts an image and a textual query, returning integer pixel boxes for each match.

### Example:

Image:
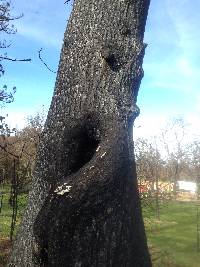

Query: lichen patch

[54,184,72,195]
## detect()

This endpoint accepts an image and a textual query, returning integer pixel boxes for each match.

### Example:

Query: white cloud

[134,112,200,144]
[0,104,48,130]
[13,0,70,48]
[1,111,28,130]
[16,23,63,48]
[184,113,200,140]
[133,114,167,140]
[143,54,200,96]
[143,0,200,105]
[165,0,200,58]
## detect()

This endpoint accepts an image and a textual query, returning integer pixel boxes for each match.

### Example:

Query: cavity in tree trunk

[9,0,151,266]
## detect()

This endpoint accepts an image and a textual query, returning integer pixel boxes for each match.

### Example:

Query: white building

[177,181,197,194]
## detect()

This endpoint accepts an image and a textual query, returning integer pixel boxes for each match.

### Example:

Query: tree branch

[38,48,56,74]
[0,142,19,159]
[0,14,23,22]
[0,56,31,62]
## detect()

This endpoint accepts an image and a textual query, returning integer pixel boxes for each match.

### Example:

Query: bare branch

[0,14,23,22]
[38,48,56,74]
[0,40,11,48]
[0,56,31,62]
[0,142,19,159]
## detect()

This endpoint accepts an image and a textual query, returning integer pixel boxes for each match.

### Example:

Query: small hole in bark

[105,54,120,72]
[121,27,131,36]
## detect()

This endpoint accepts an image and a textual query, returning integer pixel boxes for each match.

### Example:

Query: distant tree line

[0,111,45,240]
[135,117,200,217]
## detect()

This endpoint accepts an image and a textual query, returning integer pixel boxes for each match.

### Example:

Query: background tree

[161,117,188,199]
[135,137,163,188]
[0,1,31,242]
[187,141,200,183]
[135,137,168,220]
[9,0,151,266]
[0,0,30,108]
[0,0,32,187]
[0,111,44,244]
[0,0,30,74]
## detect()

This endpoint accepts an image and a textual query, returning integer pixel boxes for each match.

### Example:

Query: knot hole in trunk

[63,115,101,176]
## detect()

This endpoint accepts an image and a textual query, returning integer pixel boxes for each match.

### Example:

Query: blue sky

[1,0,200,137]
[1,0,71,127]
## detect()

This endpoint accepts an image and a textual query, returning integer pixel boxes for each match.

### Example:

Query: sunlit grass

[0,190,27,238]
[144,201,200,267]
[0,187,28,266]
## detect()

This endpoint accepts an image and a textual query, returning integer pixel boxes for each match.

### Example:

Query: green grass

[0,187,28,266]
[143,201,200,267]
[0,192,28,238]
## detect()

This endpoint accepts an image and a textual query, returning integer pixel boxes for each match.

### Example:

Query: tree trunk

[9,0,151,266]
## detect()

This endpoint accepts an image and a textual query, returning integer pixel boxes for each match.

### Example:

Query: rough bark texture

[9,0,151,266]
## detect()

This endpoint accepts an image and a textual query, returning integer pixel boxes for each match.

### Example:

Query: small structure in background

[177,180,197,200]
[138,180,197,201]
[177,181,197,193]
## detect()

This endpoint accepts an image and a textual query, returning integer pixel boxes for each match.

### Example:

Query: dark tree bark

[9,0,151,266]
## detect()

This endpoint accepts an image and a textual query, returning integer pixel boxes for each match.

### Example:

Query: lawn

[0,187,28,266]
[143,201,200,267]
